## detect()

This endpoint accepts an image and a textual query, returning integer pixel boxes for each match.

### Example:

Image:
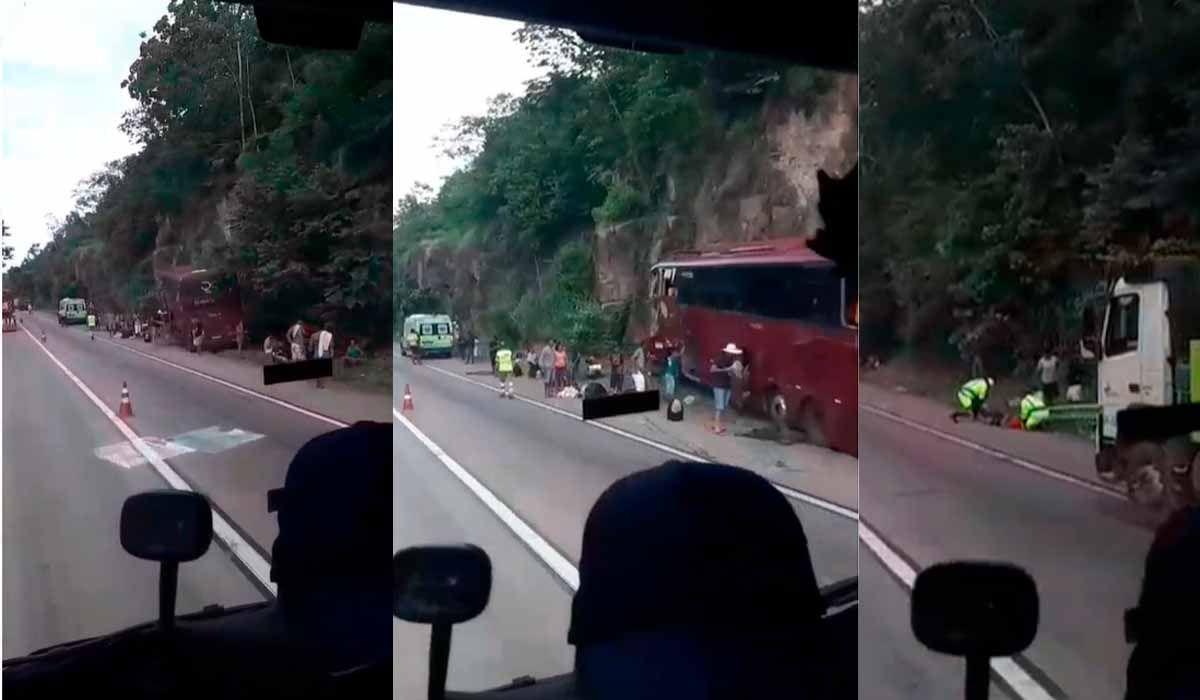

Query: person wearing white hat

[708,343,743,434]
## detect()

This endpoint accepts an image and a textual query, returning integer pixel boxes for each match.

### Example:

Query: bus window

[663,267,677,297]
[651,269,662,298]
[437,323,450,335]
[421,324,434,335]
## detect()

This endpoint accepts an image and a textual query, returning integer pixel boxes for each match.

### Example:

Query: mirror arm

[965,655,989,700]
[159,561,178,632]
[429,622,452,700]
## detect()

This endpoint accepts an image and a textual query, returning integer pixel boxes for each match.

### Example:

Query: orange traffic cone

[402,384,414,412]
[118,382,134,419]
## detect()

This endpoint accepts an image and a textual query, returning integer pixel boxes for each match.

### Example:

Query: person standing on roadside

[407,327,421,365]
[663,345,681,402]
[709,343,742,434]
[553,343,569,389]
[315,323,334,389]
[609,350,625,393]
[288,319,306,362]
[236,320,246,353]
[1036,346,1060,403]
[540,341,556,385]
[631,343,646,383]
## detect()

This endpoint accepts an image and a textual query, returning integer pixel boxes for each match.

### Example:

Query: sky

[392,4,545,204]
[0,0,169,267]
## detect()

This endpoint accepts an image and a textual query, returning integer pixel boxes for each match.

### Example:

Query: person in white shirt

[1036,347,1059,403]
[315,323,334,388]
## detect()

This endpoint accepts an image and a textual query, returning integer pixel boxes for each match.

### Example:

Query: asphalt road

[392,354,858,696]
[2,315,353,657]
[860,410,1153,699]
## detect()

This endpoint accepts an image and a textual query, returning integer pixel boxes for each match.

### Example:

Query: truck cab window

[1104,293,1139,356]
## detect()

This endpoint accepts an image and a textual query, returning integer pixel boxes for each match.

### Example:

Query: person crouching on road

[951,376,997,424]
[1019,389,1050,431]
[495,343,515,399]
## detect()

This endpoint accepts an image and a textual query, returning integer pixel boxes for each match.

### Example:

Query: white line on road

[393,407,581,591]
[100,336,348,429]
[21,325,278,596]
[862,403,1123,500]
[416,361,859,521]
[858,520,1057,700]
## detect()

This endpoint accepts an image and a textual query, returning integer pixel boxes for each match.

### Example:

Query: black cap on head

[268,421,390,590]
[569,461,824,698]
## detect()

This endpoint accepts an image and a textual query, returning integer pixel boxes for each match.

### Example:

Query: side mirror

[394,545,492,700]
[120,490,213,631]
[394,544,492,624]
[912,561,1038,700]
[121,490,213,563]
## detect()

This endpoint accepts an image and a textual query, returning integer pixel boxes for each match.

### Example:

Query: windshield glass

[2,0,392,660]
[393,4,858,694]
[860,1,1200,697]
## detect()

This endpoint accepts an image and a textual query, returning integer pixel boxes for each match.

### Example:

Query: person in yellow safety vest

[495,344,515,399]
[951,376,998,424]
[407,329,421,365]
[1019,390,1050,431]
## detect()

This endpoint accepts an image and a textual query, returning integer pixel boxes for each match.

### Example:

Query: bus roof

[652,237,831,270]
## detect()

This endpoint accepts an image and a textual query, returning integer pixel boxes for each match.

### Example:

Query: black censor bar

[263,358,333,386]
[582,390,660,421]
[1117,403,1200,443]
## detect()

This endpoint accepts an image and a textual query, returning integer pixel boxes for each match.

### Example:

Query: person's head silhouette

[1126,506,1200,699]
[267,421,390,668]
[569,460,825,699]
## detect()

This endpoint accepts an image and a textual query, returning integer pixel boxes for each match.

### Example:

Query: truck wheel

[800,400,829,449]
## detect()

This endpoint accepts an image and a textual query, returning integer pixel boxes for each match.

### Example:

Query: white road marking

[99,336,348,429]
[417,361,859,521]
[93,427,265,469]
[862,403,1123,500]
[859,521,1057,700]
[95,437,195,469]
[22,325,278,596]
[393,408,581,591]
[172,426,265,454]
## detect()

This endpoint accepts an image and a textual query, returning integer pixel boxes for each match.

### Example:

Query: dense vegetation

[861,0,1200,372]
[5,0,392,342]
[394,26,833,351]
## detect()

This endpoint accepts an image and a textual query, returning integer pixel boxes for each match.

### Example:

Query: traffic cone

[402,384,414,412]
[118,382,134,419]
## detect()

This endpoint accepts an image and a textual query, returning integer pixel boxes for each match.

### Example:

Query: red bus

[644,238,858,456]
[156,266,244,351]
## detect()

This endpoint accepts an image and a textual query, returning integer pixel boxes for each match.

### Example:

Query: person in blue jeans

[709,343,742,434]
[662,345,681,402]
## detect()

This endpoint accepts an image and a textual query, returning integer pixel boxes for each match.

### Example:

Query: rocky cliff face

[594,74,859,337]
[405,73,859,339]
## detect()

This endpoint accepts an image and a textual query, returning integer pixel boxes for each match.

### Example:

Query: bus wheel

[800,400,828,449]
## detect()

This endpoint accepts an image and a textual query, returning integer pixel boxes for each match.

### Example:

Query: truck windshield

[1105,294,1139,356]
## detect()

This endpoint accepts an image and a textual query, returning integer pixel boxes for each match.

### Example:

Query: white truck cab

[1095,266,1200,485]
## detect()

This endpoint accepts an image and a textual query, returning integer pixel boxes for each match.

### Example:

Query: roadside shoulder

[861,378,1105,489]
